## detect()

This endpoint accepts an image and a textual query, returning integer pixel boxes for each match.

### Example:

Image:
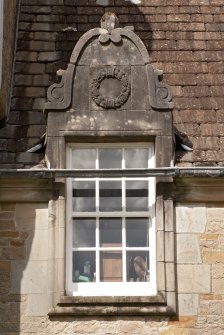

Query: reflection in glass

[72,180,95,212]
[126,218,149,247]
[100,218,122,247]
[100,251,122,282]
[125,148,148,169]
[73,219,96,248]
[99,181,122,211]
[72,149,96,169]
[126,180,148,211]
[73,251,96,282]
[127,251,150,282]
[99,149,122,169]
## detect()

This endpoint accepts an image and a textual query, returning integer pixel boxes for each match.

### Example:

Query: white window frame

[66,143,156,296]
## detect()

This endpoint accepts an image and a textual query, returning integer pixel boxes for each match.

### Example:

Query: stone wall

[0,0,224,167]
[1,195,224,334]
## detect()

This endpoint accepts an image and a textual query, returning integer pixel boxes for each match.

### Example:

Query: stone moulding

[45,15,173,112]
[48,295,175,317]
[90,67,131,109]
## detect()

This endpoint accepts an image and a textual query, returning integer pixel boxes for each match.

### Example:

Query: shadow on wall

[0,202,49,333]
[0,1,155,334]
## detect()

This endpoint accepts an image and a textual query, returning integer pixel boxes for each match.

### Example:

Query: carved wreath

[90,67,130,109]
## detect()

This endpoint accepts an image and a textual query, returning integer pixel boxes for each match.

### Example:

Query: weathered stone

[176,234,201,264]
[176,204,207,233]
[178,294,199,316]
[27,229,48,261]
[177,265,211,294]
[11,260,48,294]
[26,293,51,316]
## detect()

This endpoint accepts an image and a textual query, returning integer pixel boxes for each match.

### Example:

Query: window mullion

[122,217,126,283]
[96,217,100,282]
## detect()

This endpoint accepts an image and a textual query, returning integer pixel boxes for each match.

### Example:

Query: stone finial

[100,12,119,33]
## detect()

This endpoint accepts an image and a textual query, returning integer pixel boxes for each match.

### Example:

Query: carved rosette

[90,67,131,109]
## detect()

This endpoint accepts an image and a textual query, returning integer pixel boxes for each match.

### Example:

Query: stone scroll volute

[45,13,174,168]
[45,13,173,113]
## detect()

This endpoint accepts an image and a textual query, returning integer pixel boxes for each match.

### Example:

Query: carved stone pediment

[45,13,173,114]
[44,13,174,169]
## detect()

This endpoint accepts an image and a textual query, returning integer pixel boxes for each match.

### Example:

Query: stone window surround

[46,132,176,317]
[43,13,175,315]
[48,187,176,316]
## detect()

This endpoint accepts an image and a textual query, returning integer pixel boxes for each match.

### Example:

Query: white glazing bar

[72,211,151,217]
[122,217,126,282]
[96,217,100,282]
[122,147,125,169]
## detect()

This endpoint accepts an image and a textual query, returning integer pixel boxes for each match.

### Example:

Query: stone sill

[49,295,175,317]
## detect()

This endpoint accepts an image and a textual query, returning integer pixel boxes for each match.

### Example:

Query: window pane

[126,180,148,211]
[99,149,122,169]
[72,149,96,169]
[100,251,122,282]
[125,148,148,169]
[99,181,122,211]
[127,251,150,282]
[73,251,96,283]
[73,219,96,248]
[72,180,95,212]
[126,218,149,247]
[100,218,122,247]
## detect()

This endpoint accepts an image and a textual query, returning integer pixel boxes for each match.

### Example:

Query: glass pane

[72,149,96,169]
[100,218,122,247]
[126,218,149,247]
[126,180,148,211]
[125,148,148,169]
[72,180,95,212]
[99,181,122,211]
[99,149,122,169]
[126,251,150,282]
[73,251,96,283]
[73,219,96,248]
[100,251,122,282]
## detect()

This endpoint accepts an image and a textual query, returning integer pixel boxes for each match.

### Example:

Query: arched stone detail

[45,13,174,169]
[45,14,173,112]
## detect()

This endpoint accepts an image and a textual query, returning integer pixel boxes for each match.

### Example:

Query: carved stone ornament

[99,12,122,44]
[45,12,174,112]
[90,67,130,109]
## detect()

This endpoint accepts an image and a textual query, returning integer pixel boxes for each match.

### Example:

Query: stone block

[165,231,175,262]
[164,199,174,232]
[212,264,224,279]
[157,261,165,292]
[1,246,25,260]
[166,262,175,291]
[176,234,201,264]
[0,219,15,230]
[207,207,224,222]
[203,251,224,264]
[177,264,211,294]
[15,203,48,231]
[156,230,165,262]
[178,294,199,316]
[212,279,224,294]
[176,204,207,233]
[26,229,48,261]
[11,260,48,294]
[26,293,51,316]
